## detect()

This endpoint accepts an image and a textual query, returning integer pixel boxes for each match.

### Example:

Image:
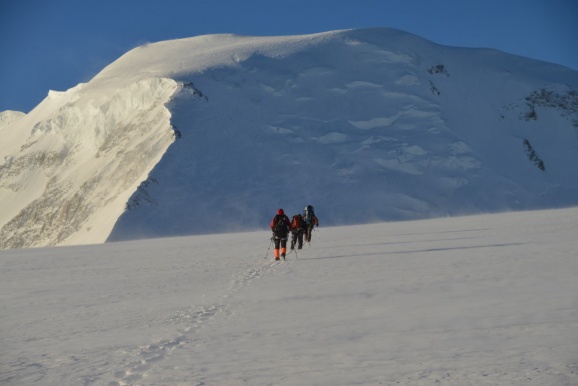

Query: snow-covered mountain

[1,27,578,249]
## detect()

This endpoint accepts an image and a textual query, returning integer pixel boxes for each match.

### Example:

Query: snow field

[1,207,577,385]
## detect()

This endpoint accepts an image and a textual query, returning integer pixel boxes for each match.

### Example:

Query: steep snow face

[0,78,178,249]
[2,28,578,248]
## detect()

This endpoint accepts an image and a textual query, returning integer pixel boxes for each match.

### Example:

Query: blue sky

[1,0,577,113]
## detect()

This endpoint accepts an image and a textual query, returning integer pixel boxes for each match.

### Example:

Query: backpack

[292,214,303,230]
[304,205,314,224]
[272,214,287,237]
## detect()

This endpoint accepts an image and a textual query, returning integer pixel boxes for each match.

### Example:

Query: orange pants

[273,237,287,259]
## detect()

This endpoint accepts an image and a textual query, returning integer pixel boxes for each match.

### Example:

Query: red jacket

[270,214,292,233]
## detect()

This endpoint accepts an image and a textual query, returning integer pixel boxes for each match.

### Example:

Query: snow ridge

[0,78,178,248]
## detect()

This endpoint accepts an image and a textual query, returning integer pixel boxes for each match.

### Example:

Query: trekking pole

[264,237,273,259]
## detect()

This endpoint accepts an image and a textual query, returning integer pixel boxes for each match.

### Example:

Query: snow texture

[1,208,577,385]
[1,28,578,249]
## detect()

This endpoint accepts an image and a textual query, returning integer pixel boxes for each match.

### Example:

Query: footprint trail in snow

[108,258,289,386]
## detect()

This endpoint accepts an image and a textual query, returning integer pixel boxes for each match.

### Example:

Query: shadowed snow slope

[1,28,578,248]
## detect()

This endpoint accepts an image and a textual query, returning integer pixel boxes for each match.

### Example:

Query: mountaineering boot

[281,247,287,260]
[274,248,280,261]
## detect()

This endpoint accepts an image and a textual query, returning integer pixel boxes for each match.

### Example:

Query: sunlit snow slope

[1,28,578,248]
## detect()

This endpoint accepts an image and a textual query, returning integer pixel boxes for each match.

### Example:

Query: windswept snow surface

[2,28,578,248]
[1,208,577,385]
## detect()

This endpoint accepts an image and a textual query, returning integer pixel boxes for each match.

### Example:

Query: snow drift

[1,28,578,249]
